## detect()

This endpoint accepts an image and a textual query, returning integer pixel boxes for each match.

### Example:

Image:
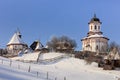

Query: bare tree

[46,36,59,51]
[46,35,77,52]
[101,45,108,53]
[100,42,120,53]
[108,42,120,53]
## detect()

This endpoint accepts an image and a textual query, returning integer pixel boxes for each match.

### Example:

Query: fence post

[1,59,3,64]
[10,60,12,67]
[47,72,48,79]
[64,77,66,80]
[37,72,38,78]
[28,65,31,72]
[55,77,57,80]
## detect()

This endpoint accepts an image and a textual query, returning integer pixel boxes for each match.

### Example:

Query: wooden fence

[0,57,68,80]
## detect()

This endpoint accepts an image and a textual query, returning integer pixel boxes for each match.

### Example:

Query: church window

[15,46,17,49]
[98,26,100,30]
[95,25,97,30]
[96,45,98,50]
[91,26,92,30]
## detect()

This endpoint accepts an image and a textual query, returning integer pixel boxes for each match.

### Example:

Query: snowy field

[0,52,120,80]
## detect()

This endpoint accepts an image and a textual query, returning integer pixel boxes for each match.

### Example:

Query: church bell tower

[81,14,109,52]
[87,14,103,36]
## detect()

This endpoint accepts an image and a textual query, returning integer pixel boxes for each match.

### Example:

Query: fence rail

[0,57,68,80]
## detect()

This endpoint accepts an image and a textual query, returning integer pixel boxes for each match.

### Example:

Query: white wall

[82,38,108,52]
[89,22,101,32]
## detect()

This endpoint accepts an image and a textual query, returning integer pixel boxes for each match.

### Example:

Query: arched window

[91,26,92,30]
[98,26,100,30]
[95,25,97,30]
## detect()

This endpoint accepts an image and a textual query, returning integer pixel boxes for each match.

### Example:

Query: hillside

[0,52,120,80]
[0,56,43,80]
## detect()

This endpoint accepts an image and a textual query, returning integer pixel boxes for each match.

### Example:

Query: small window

[96,45,98,50]
[98,26,100,30]
[14,45,17,49]
[91,26,92,30]
[95,25,97,30]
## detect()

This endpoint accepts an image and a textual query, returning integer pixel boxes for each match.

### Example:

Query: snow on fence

[0,57,68,80]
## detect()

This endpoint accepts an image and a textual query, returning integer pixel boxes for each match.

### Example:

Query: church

[81,14,109,52]
[7,30,28,56]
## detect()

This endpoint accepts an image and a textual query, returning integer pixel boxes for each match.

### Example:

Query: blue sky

[0,0,120,50]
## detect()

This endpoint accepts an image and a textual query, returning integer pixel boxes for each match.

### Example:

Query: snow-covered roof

[82,34,108,40]
[45,45,48,48]
[7,32,25,45]
[88,34,104,38]
[35,41,44,50]
[105,51,120,60]
[114,52,120,60]
[82,37,88,40]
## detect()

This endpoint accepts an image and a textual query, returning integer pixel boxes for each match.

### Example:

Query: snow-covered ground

[11,51,40,62]
[0,52,120,80]
[0,56,43,80]
[39,52,66,60]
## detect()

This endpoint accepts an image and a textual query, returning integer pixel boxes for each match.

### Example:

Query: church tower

[81,14,109,52]
[88,14,102,36]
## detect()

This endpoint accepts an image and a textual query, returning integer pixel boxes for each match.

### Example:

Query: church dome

[89,14,101,24]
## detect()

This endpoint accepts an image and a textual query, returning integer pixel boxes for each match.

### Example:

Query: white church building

[81,14,109,52]
[7,30,28,56]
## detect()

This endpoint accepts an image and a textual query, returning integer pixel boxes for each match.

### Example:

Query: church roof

[89,14,101,24]
[88,34,109,40]
[35,40,44,50]
[81,34,109,40]
[30,40,44,51]
[88,34,103,38]
[7,32,25,45]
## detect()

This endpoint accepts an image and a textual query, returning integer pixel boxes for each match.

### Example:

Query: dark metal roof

[88,14,102,24]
